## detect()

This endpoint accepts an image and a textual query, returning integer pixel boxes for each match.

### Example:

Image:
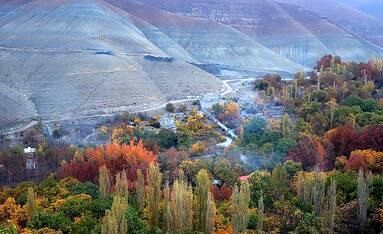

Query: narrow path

[0,120,39,135]
[43,98,200,123]
[216,136,233,148]
[2,78,254,135]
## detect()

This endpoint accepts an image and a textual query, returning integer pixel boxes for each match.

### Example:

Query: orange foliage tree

[58,141,156,183]
[0,197,26,230]
[345,150,383,173]
[217,102,240,128]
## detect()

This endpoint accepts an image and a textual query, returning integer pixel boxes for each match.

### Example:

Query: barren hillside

[134,0,383,66]
[0,0,224,131]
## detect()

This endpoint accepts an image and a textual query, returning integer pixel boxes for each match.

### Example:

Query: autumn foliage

[286,135,329,170]
[324,125,358,157]
[345,150,383,173]
[211,184,233,201]
[58,141,156,183]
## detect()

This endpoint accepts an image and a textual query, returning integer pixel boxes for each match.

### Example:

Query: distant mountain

[134,0,383,66]
[275,0,383,48]
[336,0,383,20]
[106,0,306,72]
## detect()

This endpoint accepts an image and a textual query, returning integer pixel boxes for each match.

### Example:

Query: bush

[157,129,178,149]
[165,103,175,113]
[126,206,149,234]
[71,215,98,234]
[70,182,100,199]
[86,198,112,219]
[29,211,72,233]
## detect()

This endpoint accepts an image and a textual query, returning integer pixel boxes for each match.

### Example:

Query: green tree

[326,179,336,233]
[231,181,251,234]
[101,195,128,234]
[71,215,98,234]
[70,182,100,198]
[327,98,338,128]
[196,169,211,233]
[282,113,291,137]
[136,169,145,211]
[28,211,72,233]
[295,212,322,234]
[206,192,216,234]
[312,170,325,216]
[99,165,111,198]
[213,159,239,186]
[165,180,194,234]
[257,195,264,233]
[115,170,129,202]
[101,210,118,234]
[271,165,288,200]
[146,164,162,227]
[126,206,149,234]
[357,169,369,233]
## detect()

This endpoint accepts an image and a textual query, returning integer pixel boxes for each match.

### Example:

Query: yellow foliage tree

[165,180,194,234]
[24,187,38,221]
[0,197,26,230]
[146,164,162,227]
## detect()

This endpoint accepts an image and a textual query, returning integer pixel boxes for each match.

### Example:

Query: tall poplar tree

[136,169,145,211]
[101,210,118,234]
[115,170,129,201]
[326,179,337,233]
[146,164,162,227]
[166,180,194,234]
[196,169,213,233]
[24,187,37,221]
[282,113,291,137]
[357,169,369,233]
[99,165,111,198]
[206,191,216,234]
[232,181,251,234]
[101,195,128,234]
[257,195,264,233]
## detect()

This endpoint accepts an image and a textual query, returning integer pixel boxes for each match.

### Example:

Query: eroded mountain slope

[134,0,382,66]
[107,0,307,72]
[276,0,383,48]
[0,0,224,130]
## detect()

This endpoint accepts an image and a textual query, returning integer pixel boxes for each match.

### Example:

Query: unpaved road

[0,120,39,135]
[2,78,255,135]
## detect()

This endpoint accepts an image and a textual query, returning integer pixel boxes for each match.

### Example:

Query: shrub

[165,103,175,113]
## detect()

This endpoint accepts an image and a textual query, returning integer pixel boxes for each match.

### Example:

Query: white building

[24,147,37,170]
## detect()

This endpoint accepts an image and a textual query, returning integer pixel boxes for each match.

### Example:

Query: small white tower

[24,147,37,170]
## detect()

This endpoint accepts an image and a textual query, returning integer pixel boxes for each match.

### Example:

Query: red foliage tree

[286,135,326,170]
[211,184,233,201]
[315,54,342,71]
[344,152,367,172]
[58,141,156,183]
[357,63,372,80]
[324,125,358,157]
[357,125,383,152]
[158,148,189,182]
[323,139,336,170]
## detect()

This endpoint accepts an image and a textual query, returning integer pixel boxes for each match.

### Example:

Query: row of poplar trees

[296,168,372,233]
[98,164,258,234]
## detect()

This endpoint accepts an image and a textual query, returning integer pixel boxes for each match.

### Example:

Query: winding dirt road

[1,78,255,135]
